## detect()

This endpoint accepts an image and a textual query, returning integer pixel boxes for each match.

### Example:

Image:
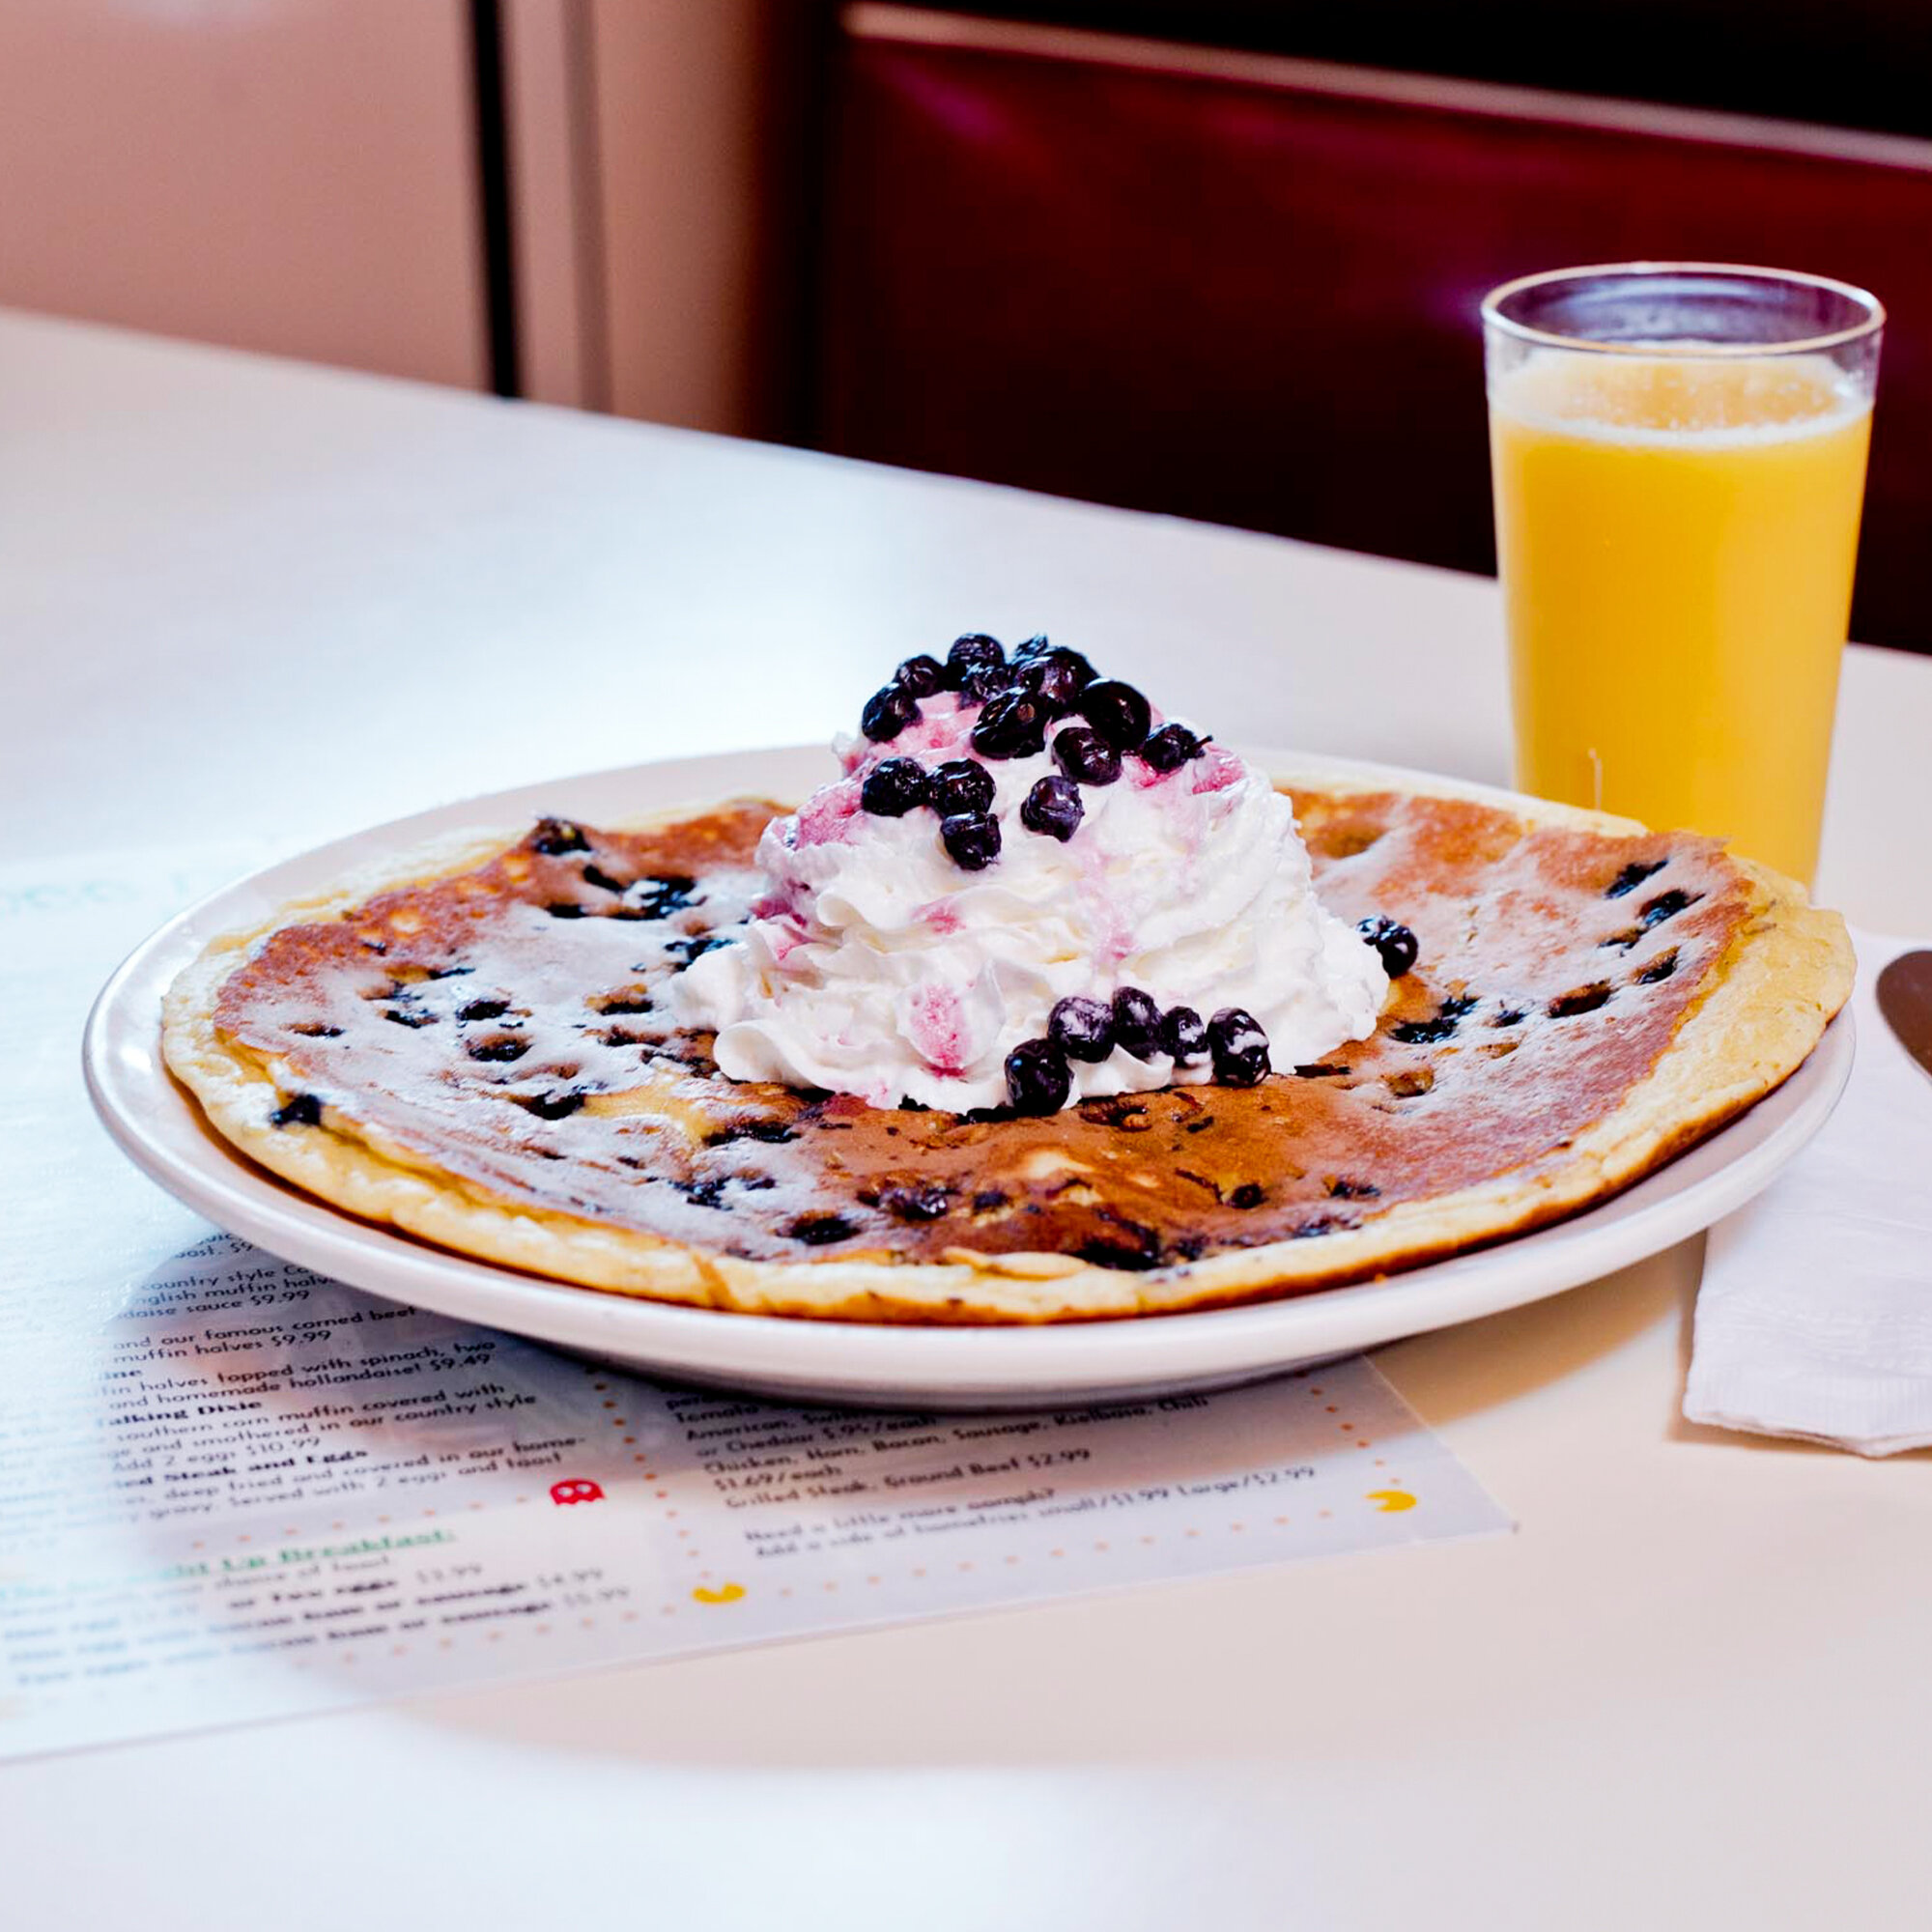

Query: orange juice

[1490,351,1871,884]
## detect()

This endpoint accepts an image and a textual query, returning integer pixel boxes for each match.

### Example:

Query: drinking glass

[1483,263,1883,885]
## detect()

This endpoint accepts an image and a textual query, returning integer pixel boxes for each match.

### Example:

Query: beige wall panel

[586,0,800,437]
[0,0,488,389]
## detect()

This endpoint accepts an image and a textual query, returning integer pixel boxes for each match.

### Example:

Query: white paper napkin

[1686,928,1932,1456]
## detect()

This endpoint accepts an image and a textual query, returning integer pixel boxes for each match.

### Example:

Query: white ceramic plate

[84,747,1852,1410]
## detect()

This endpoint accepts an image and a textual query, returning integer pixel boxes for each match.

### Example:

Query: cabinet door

[0,0,488,389]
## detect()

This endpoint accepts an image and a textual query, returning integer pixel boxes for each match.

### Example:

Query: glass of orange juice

[1483,263,1883,885]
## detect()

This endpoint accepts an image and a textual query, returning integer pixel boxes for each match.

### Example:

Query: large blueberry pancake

[161,771,1851,1321]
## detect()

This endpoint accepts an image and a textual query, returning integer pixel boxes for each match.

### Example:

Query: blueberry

[1005,1038,1071,1115]
[787,1213,858,1245]
[1019,648,1095,714]
[879,1180,951,1222]
[1052,724,1122,786]
[947,633,1006,686]
[1389,994,1477,1044]
[940,811,1002,870]
[468,1035,529,1064]
[958,660,1017,706]
[531,817,590,856]
[1139,723,1206,772]
[861,756,929,817]
[665,934,724,968]
[519,1089,584,1121]
[1639,888,1696,928]
[895,653,947,697]
[1022,664,1077,716]
[1208,1008,1271,1087]
[1077,678,1152,750]
[972,691,1049,759]
[1357,916,1419,977]
[1548,983,1612,1018]
[1161,1005,1207,1065]
[1605,858,1666,899]
[1011,633,1056,665]
[1020,775,1084,841]
[928,758,995,817]
[1112,987,1163,1061]
[634,875,698,920]
[862,684,920,743]
[1049,995,1115,1063]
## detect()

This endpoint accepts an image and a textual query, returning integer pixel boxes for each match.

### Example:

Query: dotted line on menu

[584,1370,712,1619]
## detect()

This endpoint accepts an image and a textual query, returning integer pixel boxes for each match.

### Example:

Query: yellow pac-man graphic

[691,1582,747,1605]
[1367,1490,1416,1513]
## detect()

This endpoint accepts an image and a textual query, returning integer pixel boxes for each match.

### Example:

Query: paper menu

[0,849,1509,1762]
[4,1243,1498,1762]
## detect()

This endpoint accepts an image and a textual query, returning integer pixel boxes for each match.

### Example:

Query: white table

[5,311,1928,1929]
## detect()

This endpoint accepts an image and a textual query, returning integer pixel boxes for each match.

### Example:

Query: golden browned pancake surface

[163,777,1852,1321]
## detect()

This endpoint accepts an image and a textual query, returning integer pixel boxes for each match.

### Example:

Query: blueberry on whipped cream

[1208,1007,1272,1087]
[939,810,1002,871]
[1021,648,1094,712]
[1004,1037,1072,1117]
[861,683,920,743]
[1049,995,1116,1063]
[893,653,947,698]
[971,690,1051,759]
[675,634,1390,1114]
[860,756,928,817]
[1020,774,1084,842]
[1053,725,1121,786]
[1111,986,1164,1061]
[928,758,994,818]
[1075,677,1153,750]
[1141,722,1207,773]
[950,632,1010,705]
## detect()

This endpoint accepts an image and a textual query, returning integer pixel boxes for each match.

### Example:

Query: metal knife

[1877,951,1932,1080]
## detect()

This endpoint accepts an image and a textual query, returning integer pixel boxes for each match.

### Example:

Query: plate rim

[81,745,1856,1403]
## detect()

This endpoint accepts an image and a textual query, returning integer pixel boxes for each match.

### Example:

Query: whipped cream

[677,683,1387,1113]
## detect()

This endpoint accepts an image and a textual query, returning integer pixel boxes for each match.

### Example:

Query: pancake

[160,770,1853,1321]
